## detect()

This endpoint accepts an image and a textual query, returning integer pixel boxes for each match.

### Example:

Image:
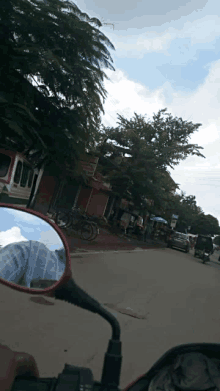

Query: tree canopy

[190,214,220,236]
[96,110,205,211]
[163,191,220,235]
[0,0,115,169]
[165,192,203,231]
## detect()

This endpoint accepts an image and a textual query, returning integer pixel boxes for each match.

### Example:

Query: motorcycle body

[1,203,220,391]
[194,234,213,263]
[194,248,212,263]
[202,250,211,263]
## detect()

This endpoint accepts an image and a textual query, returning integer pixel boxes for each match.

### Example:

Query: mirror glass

[0,207,66,289]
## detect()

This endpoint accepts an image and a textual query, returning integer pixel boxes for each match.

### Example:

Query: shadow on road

[187,249,220,270]
[165,247,220,271]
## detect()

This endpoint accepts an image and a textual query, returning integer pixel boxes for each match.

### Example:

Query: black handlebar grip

[12,377,102,391]
[11,376,58,391]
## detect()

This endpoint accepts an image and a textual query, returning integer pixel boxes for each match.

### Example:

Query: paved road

[188,247,220,269]
[1,247,220,389]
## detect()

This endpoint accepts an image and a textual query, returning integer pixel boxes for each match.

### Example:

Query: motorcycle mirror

[0,204,72,295]
[0,206,122,389]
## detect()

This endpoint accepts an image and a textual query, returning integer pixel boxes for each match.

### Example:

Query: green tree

[179,194,202,229]
[164,191,204,232]
[0,0,115,169]
[191,213,220,235]
[96,110,204,209]
[164,191,220,235]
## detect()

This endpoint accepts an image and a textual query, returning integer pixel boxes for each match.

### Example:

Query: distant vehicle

[167,231,190,253]
[194,235,214,263]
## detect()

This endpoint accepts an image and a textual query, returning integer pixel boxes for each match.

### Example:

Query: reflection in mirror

[0,207,66,289]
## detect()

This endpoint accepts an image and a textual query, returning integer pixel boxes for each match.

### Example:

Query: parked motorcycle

[1,203,220,391]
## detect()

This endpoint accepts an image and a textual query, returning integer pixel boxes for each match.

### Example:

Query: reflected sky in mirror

[0,208,63,251]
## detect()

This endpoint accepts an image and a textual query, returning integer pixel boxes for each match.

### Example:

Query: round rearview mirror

[0,205,70,291]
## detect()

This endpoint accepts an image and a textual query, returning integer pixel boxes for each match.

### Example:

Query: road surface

[1,247,220,389]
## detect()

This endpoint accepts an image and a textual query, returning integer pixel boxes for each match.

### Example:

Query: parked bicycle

[74,209,100,241]
[54,207,99,241]
[83,214,100,241]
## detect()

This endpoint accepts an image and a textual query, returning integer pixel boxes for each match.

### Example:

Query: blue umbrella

[150,217,168,224]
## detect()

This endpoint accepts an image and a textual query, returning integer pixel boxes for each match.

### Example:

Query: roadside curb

[64,225,167,254]
[70,245,167,256]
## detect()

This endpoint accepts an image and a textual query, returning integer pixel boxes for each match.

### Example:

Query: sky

[74,0,220,224]
[0,208,64,250]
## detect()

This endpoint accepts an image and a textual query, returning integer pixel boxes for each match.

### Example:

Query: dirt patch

[104,303,148,320]
[29,296,55,306]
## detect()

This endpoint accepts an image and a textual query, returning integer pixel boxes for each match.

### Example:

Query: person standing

[150,222,156,240]
[135,215,144,239]
[190,237,194,250]
[166,226,174,245]
[143,216,149,242]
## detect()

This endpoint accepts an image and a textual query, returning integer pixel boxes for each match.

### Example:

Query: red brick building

[33,154,112,217]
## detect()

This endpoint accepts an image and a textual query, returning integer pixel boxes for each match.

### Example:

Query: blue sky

[0,208,63,250]
[73,0,220,225]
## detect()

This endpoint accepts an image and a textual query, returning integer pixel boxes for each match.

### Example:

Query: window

[28,169,34,188]
[175,233,184,239]
[14,161,22,184]
[20,164,30,187]
[0,154,11,177]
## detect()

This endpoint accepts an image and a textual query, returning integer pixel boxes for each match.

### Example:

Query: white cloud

[0,226,63,250]
[103,60,220,144]
[6,209,57,233]
[182,15,220,44]
[102,69,166,127]
[114,31,172,58]
[0,227,28,247]
[111,15,220,58]
[163,60,220,146]
[39,229,63,250]
[189,124,219,146]
[6,209,37,222]
[102,59,220,221]
[6,208,48,226]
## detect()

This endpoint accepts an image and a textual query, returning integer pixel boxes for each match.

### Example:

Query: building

[32,153,112,217]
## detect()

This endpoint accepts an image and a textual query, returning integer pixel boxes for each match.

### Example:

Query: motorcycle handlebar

[12,377,58,391]
[11,364,120,391]
[12,377,102,391]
